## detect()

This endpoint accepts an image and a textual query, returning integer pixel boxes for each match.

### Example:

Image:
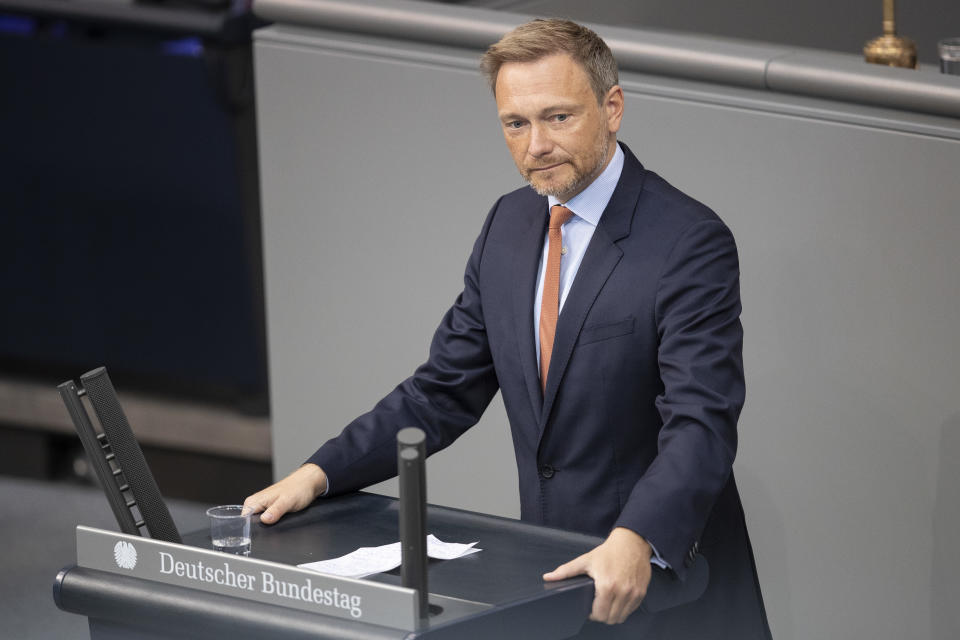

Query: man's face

[495,53,623,203]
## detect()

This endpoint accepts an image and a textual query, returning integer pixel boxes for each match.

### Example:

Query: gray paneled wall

[254,8,960,640]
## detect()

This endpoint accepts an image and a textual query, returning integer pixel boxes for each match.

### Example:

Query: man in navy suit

[245,18,770,638]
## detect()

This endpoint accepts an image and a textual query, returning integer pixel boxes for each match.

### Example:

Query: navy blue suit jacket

[309,144,770,638]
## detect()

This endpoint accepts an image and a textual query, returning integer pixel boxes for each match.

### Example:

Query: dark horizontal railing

[0,0,252,41]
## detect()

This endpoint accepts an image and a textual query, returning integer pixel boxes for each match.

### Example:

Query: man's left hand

[543,527,653,625]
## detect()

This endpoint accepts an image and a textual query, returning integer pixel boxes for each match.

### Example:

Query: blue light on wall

[0,14,35,36]
[161,37,204,58]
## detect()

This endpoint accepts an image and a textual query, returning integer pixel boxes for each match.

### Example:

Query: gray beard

[526,135,612,201]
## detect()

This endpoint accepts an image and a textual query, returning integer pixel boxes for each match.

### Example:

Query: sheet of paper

[298,534,481,579]
[424,534,481,560]
[299,541,403,579]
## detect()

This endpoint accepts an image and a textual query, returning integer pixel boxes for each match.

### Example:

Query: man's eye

[554,114,569,122]
[506,121,524,129]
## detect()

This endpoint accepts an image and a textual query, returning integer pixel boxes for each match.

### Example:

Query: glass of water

[206,505,251,555]
[939,38,960,75]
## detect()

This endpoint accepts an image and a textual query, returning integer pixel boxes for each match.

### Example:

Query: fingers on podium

[542,553,588,581]
[241,491,282,522]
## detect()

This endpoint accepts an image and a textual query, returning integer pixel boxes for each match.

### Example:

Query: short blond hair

[480,18,619,102]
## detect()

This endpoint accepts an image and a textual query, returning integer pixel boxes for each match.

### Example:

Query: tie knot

[549,205,574,230]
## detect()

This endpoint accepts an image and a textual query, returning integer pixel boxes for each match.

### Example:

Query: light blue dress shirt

[533,143,624,365]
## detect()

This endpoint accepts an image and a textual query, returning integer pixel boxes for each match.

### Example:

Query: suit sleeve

[305,201,503,495]
[614,219,744,576]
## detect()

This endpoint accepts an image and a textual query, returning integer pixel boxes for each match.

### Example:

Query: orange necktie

[539,205,574,392]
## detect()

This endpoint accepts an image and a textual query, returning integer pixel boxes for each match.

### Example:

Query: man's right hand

[242,463,328,525]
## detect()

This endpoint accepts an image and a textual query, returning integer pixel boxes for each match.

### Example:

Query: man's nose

[527,123,553,158]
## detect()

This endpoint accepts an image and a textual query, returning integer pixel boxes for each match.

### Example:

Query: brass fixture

[864,0,917,68]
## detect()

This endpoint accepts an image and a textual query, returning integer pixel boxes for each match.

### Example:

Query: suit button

[540,464,555,479]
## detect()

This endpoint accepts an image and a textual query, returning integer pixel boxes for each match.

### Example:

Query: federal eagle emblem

[114,540,138,569]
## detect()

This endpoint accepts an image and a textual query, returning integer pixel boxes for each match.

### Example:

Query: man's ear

[604,85,625,134]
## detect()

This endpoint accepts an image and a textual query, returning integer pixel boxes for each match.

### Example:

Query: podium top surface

[181,491,600,606]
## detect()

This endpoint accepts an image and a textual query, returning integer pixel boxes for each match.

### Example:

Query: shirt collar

[547,142,624,227]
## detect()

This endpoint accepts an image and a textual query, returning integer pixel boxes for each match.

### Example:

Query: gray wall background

[254,19,960,640]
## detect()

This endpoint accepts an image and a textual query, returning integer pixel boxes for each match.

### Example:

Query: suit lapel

[511,194,549,424]
[538,145,646,434]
